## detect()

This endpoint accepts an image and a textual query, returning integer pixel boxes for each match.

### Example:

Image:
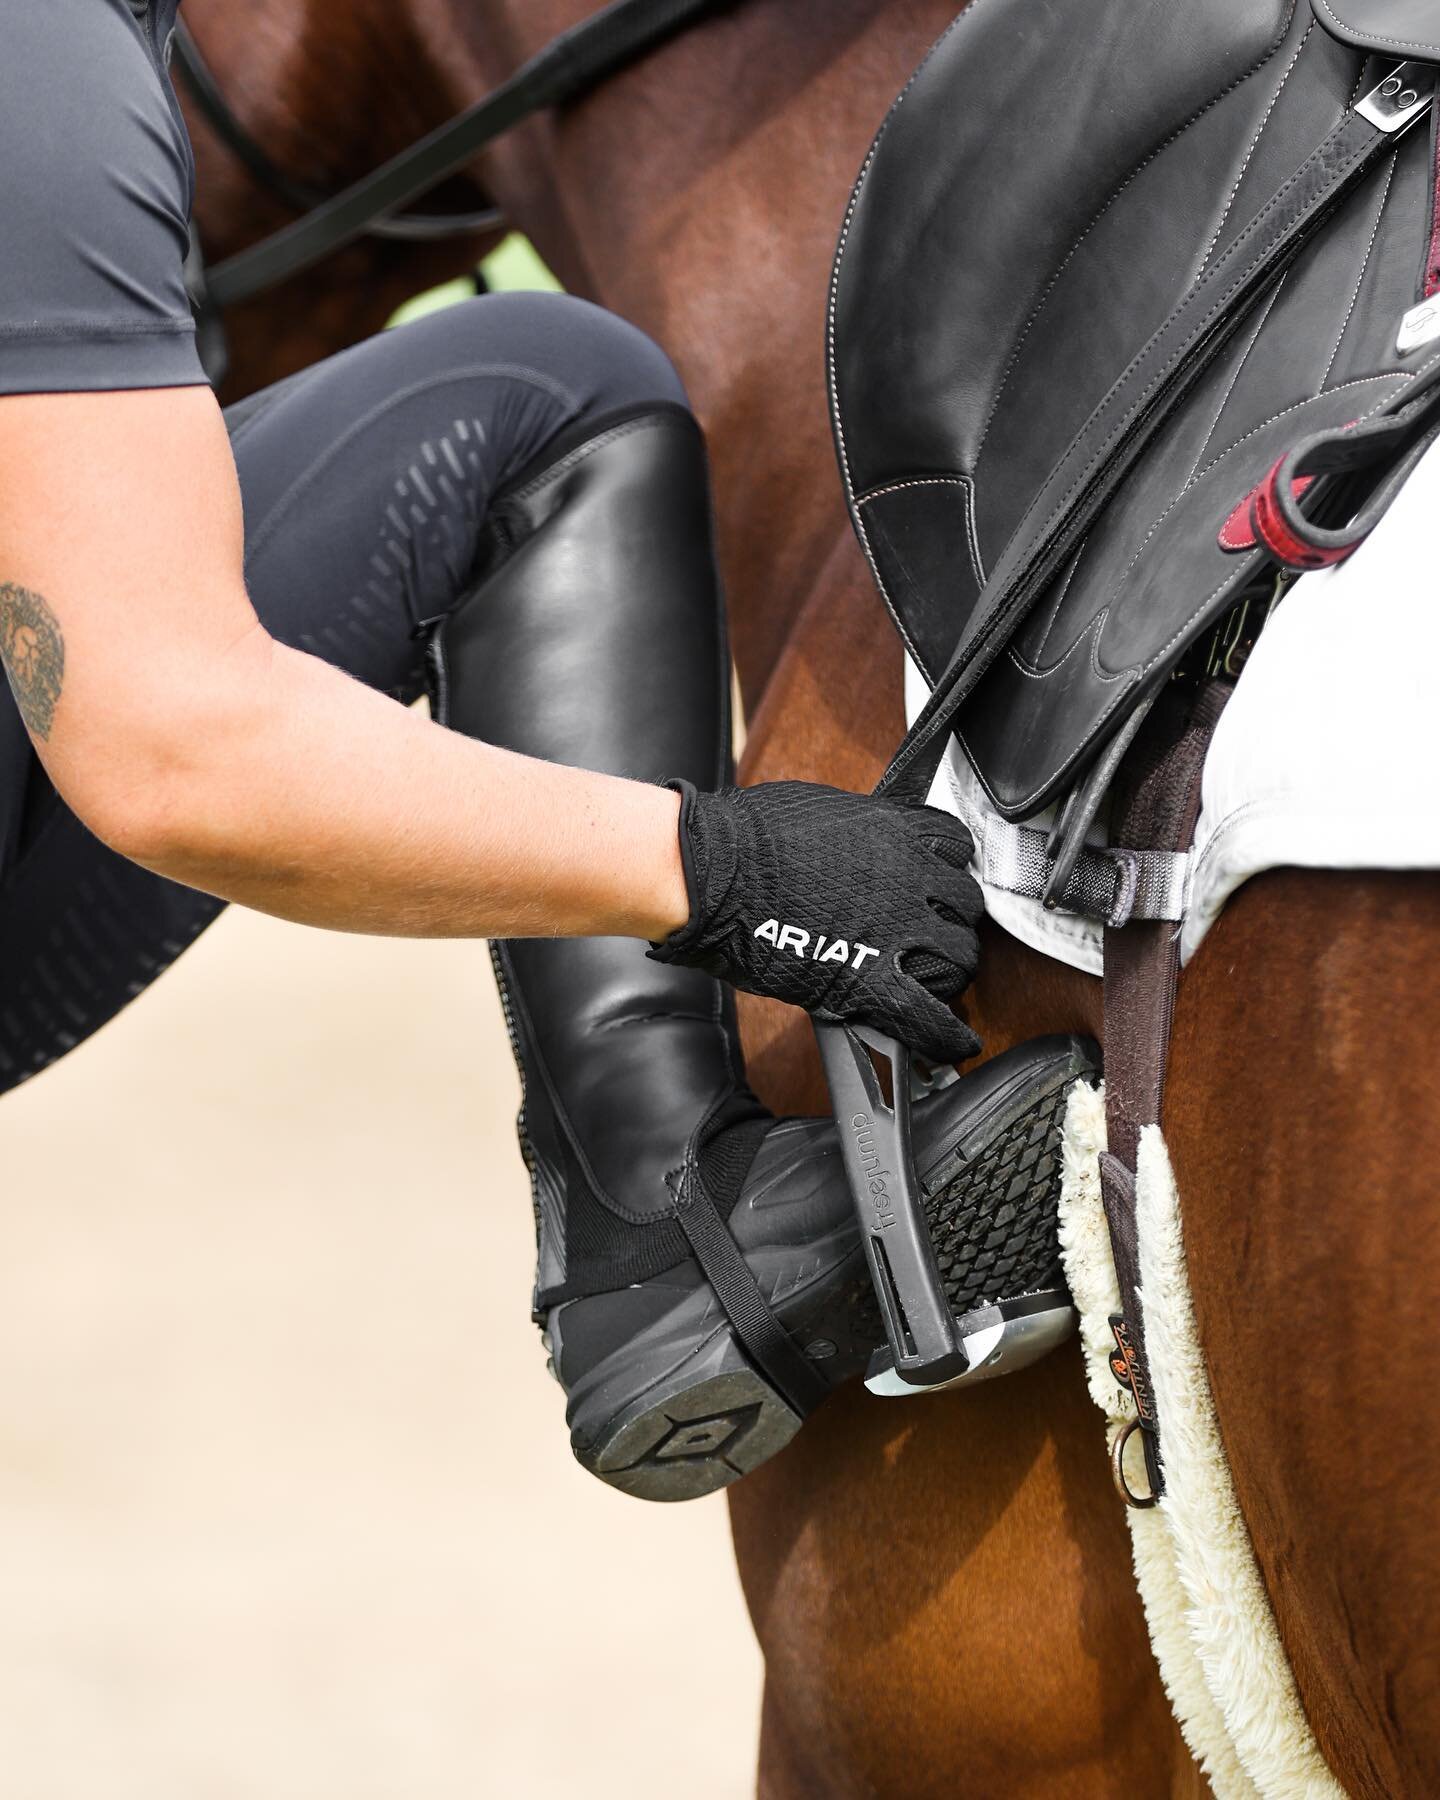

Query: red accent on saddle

[1427,125,1440,299]
[1249,459,1354,571]
[1217,466,1316,554]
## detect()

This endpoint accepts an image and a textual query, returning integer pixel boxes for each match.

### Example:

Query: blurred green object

[388,234,561,327]
[484,234,562,294]
[388,277,476,325]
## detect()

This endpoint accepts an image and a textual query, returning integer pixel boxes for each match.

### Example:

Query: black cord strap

[171,22,505,244]
[198,0,739,306]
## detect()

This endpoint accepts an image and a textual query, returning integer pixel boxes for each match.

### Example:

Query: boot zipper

[487,942,545,1278]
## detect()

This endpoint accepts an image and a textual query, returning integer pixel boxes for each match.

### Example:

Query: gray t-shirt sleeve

[0,0,206,396]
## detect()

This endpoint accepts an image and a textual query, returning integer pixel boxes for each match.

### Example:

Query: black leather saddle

[816,1,1440,1403]
[831,0,1440,845]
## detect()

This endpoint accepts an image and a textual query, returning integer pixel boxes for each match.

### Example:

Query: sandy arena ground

[0,902,763,1798]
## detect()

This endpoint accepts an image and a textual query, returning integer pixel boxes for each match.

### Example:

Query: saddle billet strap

[877,64,1437,810]
[1100,679,1231,1503]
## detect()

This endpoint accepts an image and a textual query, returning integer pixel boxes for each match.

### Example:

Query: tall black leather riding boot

[432,404,1095,1500]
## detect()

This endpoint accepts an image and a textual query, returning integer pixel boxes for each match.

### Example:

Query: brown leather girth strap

[1101,678,1230,1499]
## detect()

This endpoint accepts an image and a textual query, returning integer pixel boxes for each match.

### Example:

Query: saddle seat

[830,0,1440,843]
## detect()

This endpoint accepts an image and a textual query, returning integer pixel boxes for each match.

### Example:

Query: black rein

[174,0,742,312]
[171,21,506,245]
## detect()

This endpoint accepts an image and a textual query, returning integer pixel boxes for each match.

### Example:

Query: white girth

[912,431,1440,972]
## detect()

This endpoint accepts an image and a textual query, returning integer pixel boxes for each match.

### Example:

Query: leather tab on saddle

[1098,1156,1154,1416]
[1218,378,1440,571]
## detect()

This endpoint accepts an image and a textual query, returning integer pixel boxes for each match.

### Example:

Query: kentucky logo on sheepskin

[752,919,879,970]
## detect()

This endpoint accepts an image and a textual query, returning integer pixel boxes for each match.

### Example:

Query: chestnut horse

[179,3,1440,1793]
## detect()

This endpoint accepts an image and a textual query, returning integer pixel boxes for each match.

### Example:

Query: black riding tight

[0,292,690,1092]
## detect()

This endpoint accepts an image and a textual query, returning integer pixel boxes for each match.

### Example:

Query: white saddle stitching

[1320,152,1397,390]
[827,5,994,683]
[1183,276,1288,487]
[969,6,1306,483]
[1194,21,1314,278]
[1313,0,1440,58]
[855,474,986,591]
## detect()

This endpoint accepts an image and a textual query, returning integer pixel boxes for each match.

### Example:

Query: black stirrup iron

[814,1022,1076,1396]
[815,1023,965,1390]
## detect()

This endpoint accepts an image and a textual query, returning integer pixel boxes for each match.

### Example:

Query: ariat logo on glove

[752,919,879,970]
[650,778,985,1065]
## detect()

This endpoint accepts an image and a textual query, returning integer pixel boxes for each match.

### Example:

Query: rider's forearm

[113,629,691,942]
[0,387,690,943]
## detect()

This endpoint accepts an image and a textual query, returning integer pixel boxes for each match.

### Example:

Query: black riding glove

[649,780,984,1064]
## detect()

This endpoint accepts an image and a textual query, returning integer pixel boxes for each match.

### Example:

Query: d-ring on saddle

[823,1,1440,1434]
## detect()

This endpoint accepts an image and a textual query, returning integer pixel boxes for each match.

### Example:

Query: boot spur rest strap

[672,1170,831,1416]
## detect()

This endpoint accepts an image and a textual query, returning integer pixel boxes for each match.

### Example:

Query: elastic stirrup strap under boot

[673,1148,831,1418]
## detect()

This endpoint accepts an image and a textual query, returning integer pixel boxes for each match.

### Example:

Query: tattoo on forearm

[0,582,64,741]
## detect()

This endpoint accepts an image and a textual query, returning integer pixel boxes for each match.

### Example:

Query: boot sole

[589,1363,803,1502]
[571,1039,1093,1502]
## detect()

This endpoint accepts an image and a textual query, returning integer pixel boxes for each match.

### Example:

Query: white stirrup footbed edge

[1058,1083,1344,1800]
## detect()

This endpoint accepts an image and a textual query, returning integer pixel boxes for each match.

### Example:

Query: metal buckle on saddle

[813,1021,1074,1396]
[1355,62,1436,136]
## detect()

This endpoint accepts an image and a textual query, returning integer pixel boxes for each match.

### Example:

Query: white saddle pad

[910,432,1440,976]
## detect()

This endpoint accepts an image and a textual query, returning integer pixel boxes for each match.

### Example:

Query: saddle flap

[1312,0,1440,62]
[832,0,1440,821]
